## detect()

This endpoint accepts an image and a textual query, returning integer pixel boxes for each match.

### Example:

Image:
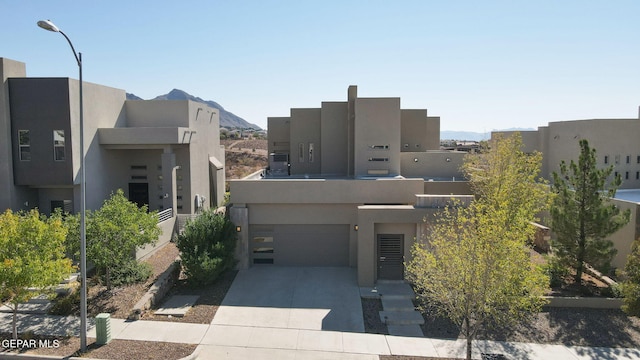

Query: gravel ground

[417,304,640,348]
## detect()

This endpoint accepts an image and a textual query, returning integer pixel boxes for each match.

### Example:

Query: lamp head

[37,20,60,32]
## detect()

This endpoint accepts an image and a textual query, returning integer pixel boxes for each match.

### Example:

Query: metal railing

[157,208,173,223]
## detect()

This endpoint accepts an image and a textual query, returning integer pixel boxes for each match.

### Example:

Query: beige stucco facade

[231,86,470,286]
[0,57,225,224]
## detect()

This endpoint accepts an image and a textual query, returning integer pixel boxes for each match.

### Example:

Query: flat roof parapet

[415,194,473,208]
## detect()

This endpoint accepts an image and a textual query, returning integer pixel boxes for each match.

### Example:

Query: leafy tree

[0,209,73,339]
[551,139,630,284]
[407,133,550,360]
[177,209,237,286]
[66,189,161,289]
[620,237,640,315]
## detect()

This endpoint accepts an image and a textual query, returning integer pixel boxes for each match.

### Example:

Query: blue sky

[2,1,639,131]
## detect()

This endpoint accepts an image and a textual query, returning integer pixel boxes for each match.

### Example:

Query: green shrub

[620,238,640,315]
[601,283,623,298]
[176,209,237,286]
[542,256,570,288]
[107,260,153,287]
[49,288,80,315]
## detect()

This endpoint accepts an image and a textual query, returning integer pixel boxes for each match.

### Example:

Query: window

[625,171,629,180]
[637,156,640,164]
[368,157,389,162]
[53,130,65,161]
[627,155,630,164]
[636,171,639,180]
[18,130,30,161]
[298,143,305,163]
[604,155,609,164]
[131,165,147,170]
[369,145,390,150]
[615,171,619,178]
[308,143,314,163]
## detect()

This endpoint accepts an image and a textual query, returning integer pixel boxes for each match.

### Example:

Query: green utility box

[95,313,112,345]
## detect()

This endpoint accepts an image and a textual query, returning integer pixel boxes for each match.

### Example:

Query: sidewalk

[2,312,640,359]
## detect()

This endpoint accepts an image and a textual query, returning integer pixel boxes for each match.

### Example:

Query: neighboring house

[493,118,640,270]
[230,86,471,287]
[0,57,225,256]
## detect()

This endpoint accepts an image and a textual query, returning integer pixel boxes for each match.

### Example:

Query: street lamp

[37,19,88,352]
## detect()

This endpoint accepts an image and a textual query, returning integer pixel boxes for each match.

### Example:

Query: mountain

[441,128,535,141]
[126,89,261,130]
[440,131,490,141]
[126,93,143,100]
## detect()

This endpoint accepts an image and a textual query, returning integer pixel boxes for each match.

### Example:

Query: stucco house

[0,57,225,256]
[230,86,471,287]
[494,119,640,270]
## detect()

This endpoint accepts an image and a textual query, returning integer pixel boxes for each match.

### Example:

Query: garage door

[250,224,350,266]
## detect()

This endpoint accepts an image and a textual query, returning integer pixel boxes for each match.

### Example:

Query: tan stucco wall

[400,151,465,179]
[401,109,429,152]
[425,116,440,150]
[125,100,190,127]
[609,199,639,270]
[354,98,401,176]
[423,181,472,195]
[69,80,127,211]
[267,117,290,155]
[230,178,424,205]
[320,102,348,176]
[290,108,321,175]
[495,120,640,189]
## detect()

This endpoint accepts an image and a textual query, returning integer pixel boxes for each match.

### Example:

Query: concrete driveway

[211,266,365,333]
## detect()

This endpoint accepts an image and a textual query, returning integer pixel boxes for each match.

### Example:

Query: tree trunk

[575,230,586,285]
[463,316,472,360]
[106,267,112,290]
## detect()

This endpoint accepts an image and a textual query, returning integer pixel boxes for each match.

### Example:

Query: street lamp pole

[37,19,87,352]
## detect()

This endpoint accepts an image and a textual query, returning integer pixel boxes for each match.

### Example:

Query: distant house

[0,57,225,256]
[493,118,640,270]
[230,86,471,286]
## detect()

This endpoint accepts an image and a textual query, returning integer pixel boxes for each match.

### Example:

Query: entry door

[128,183,149,209]
[377,234,404,280]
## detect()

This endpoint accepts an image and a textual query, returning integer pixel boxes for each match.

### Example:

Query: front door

[377,234,404,280]
[128,182,149,209]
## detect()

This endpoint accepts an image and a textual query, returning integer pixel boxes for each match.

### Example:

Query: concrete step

[27,295,51,304]
[376,280,408,285]
[387,324,424,337]
[380,310,425,325]
[375,282,416,300]
[381,297,415,311]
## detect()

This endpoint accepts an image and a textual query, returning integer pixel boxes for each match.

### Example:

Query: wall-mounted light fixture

[446,158,451,162]
[354,225,359,231]
[236,226,242,232]
[414,158,418,163]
